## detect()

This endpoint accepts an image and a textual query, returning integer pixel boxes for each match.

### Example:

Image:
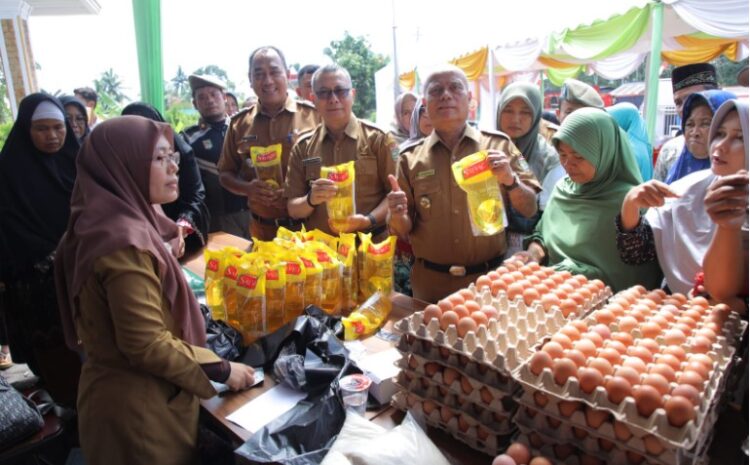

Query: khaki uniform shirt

[218,95,320,221]
[285,116,397,235]
[397,124,540,275]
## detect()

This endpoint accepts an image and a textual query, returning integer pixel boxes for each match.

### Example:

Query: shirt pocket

[355,156,380,199]
[413,178,440,222]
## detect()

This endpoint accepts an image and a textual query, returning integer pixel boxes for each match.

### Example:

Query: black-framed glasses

[153,151,180,167]
[66,115,86,125]
[315,87,351,100]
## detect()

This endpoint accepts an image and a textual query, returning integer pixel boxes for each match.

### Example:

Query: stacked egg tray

[512,286,747,465]
[512,429,635,465]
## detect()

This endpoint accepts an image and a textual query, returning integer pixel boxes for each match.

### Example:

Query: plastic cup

[340,374,371,415]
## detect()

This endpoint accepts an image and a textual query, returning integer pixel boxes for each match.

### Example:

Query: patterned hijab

[55,116,207,350]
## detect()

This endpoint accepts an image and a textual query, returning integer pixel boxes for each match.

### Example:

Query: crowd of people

[0,44,746,463]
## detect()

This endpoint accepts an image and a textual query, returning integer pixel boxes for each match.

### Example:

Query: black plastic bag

[234,306,356,465]
[201,305,244,361]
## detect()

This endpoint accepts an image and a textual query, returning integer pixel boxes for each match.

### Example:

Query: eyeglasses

[153,151,180,167]
[66,115,86,125]
[426,81,467,98]
[314,87,351,100]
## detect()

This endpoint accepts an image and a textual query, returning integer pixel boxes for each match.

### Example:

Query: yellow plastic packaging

[221,254,243,330]
[204,249,226,321]
[235,258,266,345]
[250,144,283,189]
[337,233,357,313]
[451,150,506,236]
[264,262,286,334]
[282,254,306,323]
[320,161,356,232]
[357,232,372,303]
[359,235,396,300]
[342,291,392,340]
[299,251,323,310]
[309,229,338,251]
[307,243,341,315]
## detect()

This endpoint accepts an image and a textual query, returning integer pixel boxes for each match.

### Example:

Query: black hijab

[0,93,80,276]
[121,102,192,155]
[59,95,90,142]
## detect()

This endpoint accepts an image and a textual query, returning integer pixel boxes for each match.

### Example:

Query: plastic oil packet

[264,261,287,334]
[307,242,342,315]
[321,161,356,232]
[235,257,266,345]
[337,233,358,313]
[359,235,396,300]
[300,251,324,310]
[204,249,226,321]
[342,291,392,340]
[282,254,306,324]
[250,144,284,189]
[451,150,507,236]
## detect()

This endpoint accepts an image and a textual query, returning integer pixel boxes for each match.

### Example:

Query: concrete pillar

[0,0,35,118]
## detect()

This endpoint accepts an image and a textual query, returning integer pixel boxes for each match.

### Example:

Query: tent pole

[644,1,664,144]
[132,0,164,114]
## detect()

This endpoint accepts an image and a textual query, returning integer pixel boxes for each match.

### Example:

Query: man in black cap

[183,74,250,238]
[654,63,718,181]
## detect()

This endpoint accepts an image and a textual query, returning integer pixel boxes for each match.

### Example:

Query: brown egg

[611,331,635,347]
[540,293,561,311]
[447,293,465,307]
[677,371,705,390]
[618,316,639,332]
[639,322,661,339]
[559,325,581,341]
[662,345,687,361]
[683,361,711,380]
[598,438,615,452]
[560,299,578,317]
[458,288,476,301]
[453,305,470,319]
[481,305,499,320]
[665,395,696,427]
[443,367,459,385]
[572,426,588,439]
[491,280,507,296]
[591,324,612,341]
[507,282,524,300]
[649,363,677,383]
[422,400,437,415]
[671,384,701,406]
[423,305,443,325]
[688,353,714,370]
[549,272,566,285]
[547,416,562,428]
[476,426,490,442]
[642,435,666,456]
[558,399,581,417]
[440,310,459,331]
[559,282,576,294]
[460,375,473,395]
[506,442,531,465]
[605,376,633,404]
[627,345,654,364]
[604,339,628,355]
[583,331,605,348]
[636,338,660,355]
[595,309,616,325]
[585,406,609,428]
[570,320,589,333]
[440,405,454,423]
[554,443,575,460]
[578,367,605,394]
[626,451,646,464]
[642,373,670,396]
[695,327,717,343]
[470,311,489,328]
[534,391,549,407]
[424,362,441,377]
[689,336,713,354]
[613,420,633,441]
[464,300,481,314]
[457,317,478,337]
[553,358,578,386]
[691,295,710,309]
[568,292,586,306]
[492,267,507,277]
[529,351,554,376]
[437,299,453,313]
[614,366,642,386]
[574,338,597,358]
[655,353,681,371]
[542,341,565,359]
[475,275,492,290]
[551,333,574,350]
[623,356,647,374]
[523,287,541,306]
[480,387,493,405]
[597,347,622,366]
[457,414,470,432]
[588,357,614,376]
[564,349,587,368]
[633,385,663,417]
[579,455,604,465]
[529,458,553,465]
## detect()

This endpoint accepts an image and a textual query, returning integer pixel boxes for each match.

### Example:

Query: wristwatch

[504,174,520,191]
[366,213,377,228]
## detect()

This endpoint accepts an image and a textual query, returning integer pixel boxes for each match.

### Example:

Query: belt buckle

[449,266,466,277]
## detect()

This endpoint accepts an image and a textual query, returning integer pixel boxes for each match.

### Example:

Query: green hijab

[497,82,559,182]
[531,108,661,291]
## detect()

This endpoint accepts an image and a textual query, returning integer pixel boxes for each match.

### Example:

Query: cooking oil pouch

[250,144,284,189]
[235,259,266,345]
[204,249,226,321]
[451,150,507,236]
[356,232,372,303]
[300,251,324,310]
[307,243,341,315]
[281,254,306,324]
[309,229,339,251]
[320,161,356,232]
[221,254,243,330]
[337,233,357,313]
[360,235,396,299]
[264,262,287,334]
[342,291,392,340]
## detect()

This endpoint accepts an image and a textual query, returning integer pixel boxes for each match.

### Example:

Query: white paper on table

[226,384,306,433]
[343,340,368,362]
[356,347,402,383]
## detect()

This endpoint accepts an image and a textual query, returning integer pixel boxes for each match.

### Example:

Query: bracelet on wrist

[306,190,317,208]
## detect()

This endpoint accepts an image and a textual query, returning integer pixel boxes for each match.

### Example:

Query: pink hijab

[55,115,207,350]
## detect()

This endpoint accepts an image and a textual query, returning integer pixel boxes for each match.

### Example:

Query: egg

[568,292,586,306]
[623,356,647,374]
[560,299,578,317]
[457,317,477,337]
[438,347,452,360]
[480,386,493,405]
[547,416,562,428]
[529,458,553,465]
[481,305,499,320]
[626,451,646,464]
[491,280,507,295]
[588,357,614,376]
[476,275,493,290]
[583,331,604,348]
[689,336,713,354]
[493,267,508,277]
[691,295,710,309]
[559,325,581,341]
[683,361,711,380]
[598,438,615,451]
[522,288,541,306]
[564,349,587,368]
[437,299,453,313]
[591,324,612,341]
[572,426,588,439]
[424,362,441,377]
[542,341,565,359]
[665,395,696,427]
[422,400,437,415]
[618,316,639,332]
[506,443,531,465]
[570,320,589,333]
[655,353,681,371]
[464,300,481,313]
[671,384,701,406]
[534,391,549,407]
[578,367,604,393]
[613,420,633,441]
[447,293,465,307]
[453,304,470,319]
[597,347,622,366]
[440,310,459,331]
[573,339,597,358]
[443,367,459,385]
[491,455,517,465]
[553,358,578,386]
[408,355,418,370]
[695,327,717,343]
[642,434,666,456]
[611,331,634,347]
[677,370,705,390]
[662,345,687,361]
[604,339,628,355]
[422,305,443,325]
[633,385,663,417]
[626,345,654,364]
[477,426,490,442]
[595,309,616,325]
[614,366,642,386]
[558,399,580,417]
[642,373,670,396]
[636,338,660,355]
[554,443,575,460]
[551,333,574,350]
[540,293,561,311]
[507,282,524,300]
[457,414,470,432]
[470,311,489,328]
[584,406,609,428]
[648,363,677,383]
[605,376,632,404]
[579,455,604,465]
[440,405,454,423]
[460,375,473,394]
[688,353,714,370]
[529,351,554,376]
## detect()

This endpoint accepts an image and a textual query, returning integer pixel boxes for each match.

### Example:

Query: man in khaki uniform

[218,46,320,240]
[286,64,396,237]
[387,65,541,303]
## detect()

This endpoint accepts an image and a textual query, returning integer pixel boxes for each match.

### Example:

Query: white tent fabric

[663,0,750,38]
[590,50,647,80]
[492,39,544,72]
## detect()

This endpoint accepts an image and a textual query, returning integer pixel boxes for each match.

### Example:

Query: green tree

[171,65,189,99]
[192,65,236,92]
[324,32,389,119]
[94,68,127,117]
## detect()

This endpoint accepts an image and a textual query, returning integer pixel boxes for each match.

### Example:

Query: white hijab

[645,99,748,294]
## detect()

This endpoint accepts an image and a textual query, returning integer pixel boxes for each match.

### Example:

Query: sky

[28,0,648,101]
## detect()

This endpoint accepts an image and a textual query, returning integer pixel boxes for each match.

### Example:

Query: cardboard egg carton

[513,343,738,449]
[514,396,710,465]
[395,354,516,418]
[391,390,514,457]
[397,332,517,395]
[395,369,517,429]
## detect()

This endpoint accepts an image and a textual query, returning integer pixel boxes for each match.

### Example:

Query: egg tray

[514,397,710,465]
[513,343,737,450]
[397,332,517,395]
[395,353,517,418]
[513,432,612,465]
[390,390,514,457]
[395,369,517,430]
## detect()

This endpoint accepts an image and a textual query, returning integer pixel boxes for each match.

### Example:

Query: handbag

[0,375,44,450]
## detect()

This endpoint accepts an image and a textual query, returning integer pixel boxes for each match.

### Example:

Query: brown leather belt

[421,256,504,277]
[251,213,303,228]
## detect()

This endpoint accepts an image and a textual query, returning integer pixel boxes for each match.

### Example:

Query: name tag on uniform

[202,139,213,150]
[303,157,322,181]
[241,135,258,142]
[416,169,435,180]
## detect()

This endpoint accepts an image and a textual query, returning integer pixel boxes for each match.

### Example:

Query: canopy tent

[393,0,748,142]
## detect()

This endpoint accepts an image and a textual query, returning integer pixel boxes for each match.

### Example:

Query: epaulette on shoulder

[399,138,424,155]
[230,106,254,122]
[359,119,387,133]
[296,99,316,110]
[182,124,200,135]
[480,128,511,140]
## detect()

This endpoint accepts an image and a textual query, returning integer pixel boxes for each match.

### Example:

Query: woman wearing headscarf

[399,100,433,150]
[389,91,418,145]
[617,99,748,296]
[664,90,735,184]
[497,82,564,253]
[521,108,661,292]
[59,95,90,143]
[54,116,255,465]
[0,93,82,404]
[122,102,209,259]
[607,102,653,181]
